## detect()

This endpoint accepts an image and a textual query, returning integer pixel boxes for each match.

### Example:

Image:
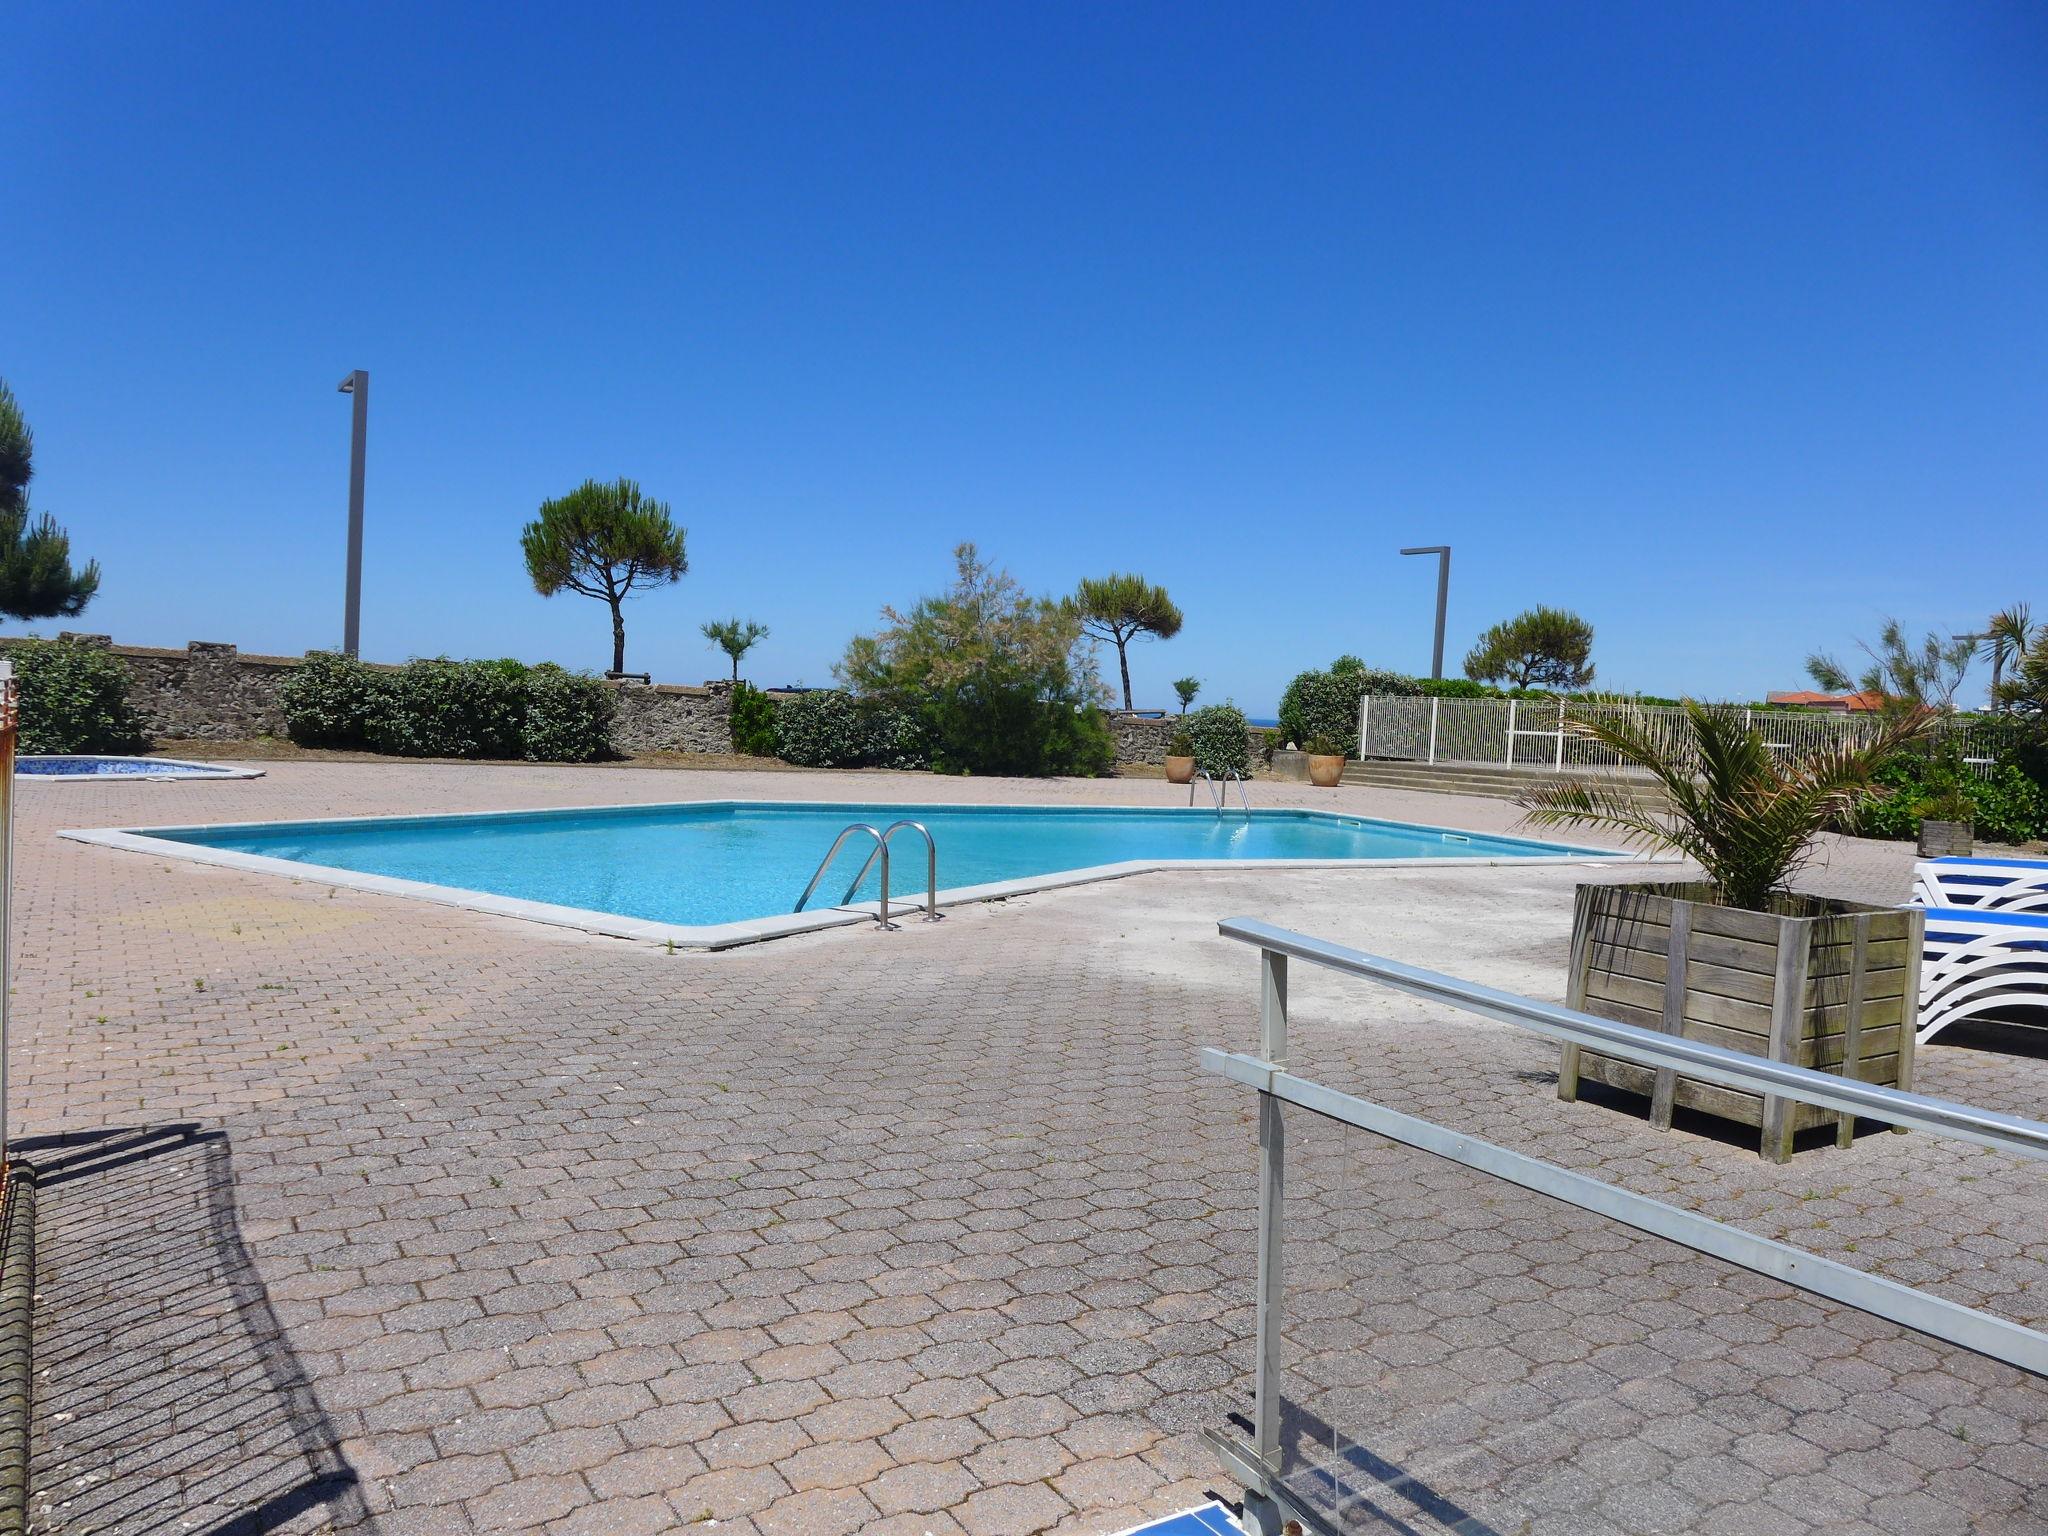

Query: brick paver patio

[12,762,2046,1534]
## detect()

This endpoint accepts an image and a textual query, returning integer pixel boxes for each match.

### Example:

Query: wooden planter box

[1918,819,1973,857]
[1560,881,1925,1162]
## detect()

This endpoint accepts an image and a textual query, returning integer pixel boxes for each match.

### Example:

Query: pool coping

[60,798,1656,951]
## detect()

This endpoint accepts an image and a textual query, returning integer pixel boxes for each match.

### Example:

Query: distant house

[1765,689,1887,714]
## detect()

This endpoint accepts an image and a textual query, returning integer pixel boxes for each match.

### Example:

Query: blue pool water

[20,755,258,780]
[147,801,1603,931]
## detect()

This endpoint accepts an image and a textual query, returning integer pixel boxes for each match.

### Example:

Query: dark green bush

[922,692,1114,778]
[279,650,386,748]
[836,544,1113,778]
[522,664,615,762]
[1278,659,1419,755]
[11,638,145,754]
[1416,677,1490,699]
[774,690,928,770]
[283,653,613,762]
[366,658,527,759]
[729,681,780,757]
[1851,753,2048,846]
[1183,703,1251,776]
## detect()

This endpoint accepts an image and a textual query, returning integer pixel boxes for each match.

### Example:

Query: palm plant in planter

[1164,728,1196,785]
[1519,700,1933,1161]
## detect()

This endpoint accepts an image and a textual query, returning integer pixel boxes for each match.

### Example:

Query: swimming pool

[67,800,1629,947]
[19,755,264,781]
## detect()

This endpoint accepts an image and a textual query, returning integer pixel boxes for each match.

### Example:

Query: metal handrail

[1206,916,2048,1535]
[832,820,943,924]
[1223,769,1251,814]
[792,823,894,928]
[1189,770,1251,815]
[1217,916,2048,1158]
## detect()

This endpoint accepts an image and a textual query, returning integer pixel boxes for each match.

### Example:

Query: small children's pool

[66,800,1628,947]
[19,755,264,781]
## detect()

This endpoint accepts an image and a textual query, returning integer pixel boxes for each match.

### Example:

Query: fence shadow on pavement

[21,1123,373,1536]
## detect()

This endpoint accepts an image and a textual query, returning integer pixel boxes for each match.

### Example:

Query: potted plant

[1519,701,1932,1162]
[1916,785,1975,857]
[1304,733,1346,788]
[1165,729,1196,785]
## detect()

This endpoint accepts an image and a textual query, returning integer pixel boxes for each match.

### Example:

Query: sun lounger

[1911,855,2048,916]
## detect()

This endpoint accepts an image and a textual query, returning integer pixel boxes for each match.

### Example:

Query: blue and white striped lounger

[1916,905,2048,1046]
[1912,855,2048,917]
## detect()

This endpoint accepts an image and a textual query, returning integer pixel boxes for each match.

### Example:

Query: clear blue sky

[7,3,2045,715]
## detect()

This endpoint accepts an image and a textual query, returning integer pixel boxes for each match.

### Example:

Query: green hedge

[365,658,528,759]
[279,653,615,762]
[1277,658,1418,756]
[922,694,1115,778]
[729,681,780,756]
[1183,703,1251,776]
[520,664,617,763]
[773,690,929,770]
[11,638,146,754]
[1853,754,2048,847]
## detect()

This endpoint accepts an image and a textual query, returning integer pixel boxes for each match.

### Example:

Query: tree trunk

[610,600,627,674]
[731,654,740,683]
[1117,643,1133,713]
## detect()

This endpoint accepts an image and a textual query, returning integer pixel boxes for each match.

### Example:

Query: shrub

[284,653,614,762]
[774,689,928,770]
[923,692,1114,778]
[521,664,615,762]
[838,543,1112,778]
[365,658,528,759]
[1167,728,1194,757]
[1852,754,2048,846]
[1416,677,1490,699]
[1277,659,1420,755]
[11,637,144,753]
[279,650,386,748]
[1303,732,1345,757]
[1183,703,1250,777]
[729,680,780,756]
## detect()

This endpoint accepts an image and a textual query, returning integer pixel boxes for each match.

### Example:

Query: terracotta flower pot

[1307,754,1345,787]
[1165,755,1196,785]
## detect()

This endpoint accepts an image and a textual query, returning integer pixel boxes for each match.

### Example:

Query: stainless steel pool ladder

[1190,770,1252,816]
[792,820,942,929]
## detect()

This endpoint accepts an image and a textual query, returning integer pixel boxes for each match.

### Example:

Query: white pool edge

[60,800,1658,951]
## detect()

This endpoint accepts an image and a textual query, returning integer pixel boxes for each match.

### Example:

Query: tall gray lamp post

[1399,545,1451,680]
[337,370,369,658]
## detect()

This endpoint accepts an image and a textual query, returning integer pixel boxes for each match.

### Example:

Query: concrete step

[1341,759,1669,809]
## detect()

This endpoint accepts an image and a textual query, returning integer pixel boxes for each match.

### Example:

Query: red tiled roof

[1766,689,1888,712]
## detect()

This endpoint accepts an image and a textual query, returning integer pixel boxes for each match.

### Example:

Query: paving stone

[18,763,2047,1535]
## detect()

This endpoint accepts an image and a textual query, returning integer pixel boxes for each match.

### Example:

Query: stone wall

[1108,713,1272,768]
[1109,714,1178,767]
[0,634,776,757]
[607,680,746,754]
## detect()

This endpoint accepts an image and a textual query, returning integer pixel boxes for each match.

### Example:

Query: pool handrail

[792,823,894,928]
[832,820,943,924]
[1190,771,1251,815]
[1205,915,2048,1536]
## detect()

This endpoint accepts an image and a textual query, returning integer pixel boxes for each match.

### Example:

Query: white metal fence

[1358,695,2009,778]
